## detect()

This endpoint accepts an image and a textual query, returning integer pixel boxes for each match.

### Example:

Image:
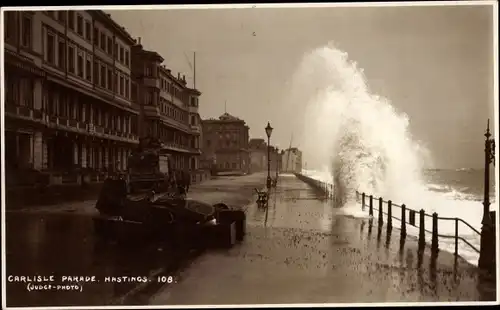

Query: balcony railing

[88,124,138,142]
[5,104,42,121]
[5,105,139,143]
[159,140,201,153]
[190,125,201,133]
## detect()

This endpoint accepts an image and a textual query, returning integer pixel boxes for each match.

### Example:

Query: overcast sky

[108,3,495,169]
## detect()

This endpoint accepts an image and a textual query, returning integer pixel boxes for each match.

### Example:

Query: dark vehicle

[126,137,173,194]
[93,178,246,249]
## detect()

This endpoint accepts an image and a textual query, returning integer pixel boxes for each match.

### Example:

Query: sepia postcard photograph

[1,1,499,308]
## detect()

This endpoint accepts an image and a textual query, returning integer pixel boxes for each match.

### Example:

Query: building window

[21,14,32,49]
[46,32,55,64]
[131,83,137,103]
[145,92,152,105]
[68,11,75,30]
[68,97,74,119]
[107,68,112,90]
[125,51,129,66]
[114,43,118,58]
[107,37,113,55]
[85,21,91,41]
[93,27,99,45]
[68,46,75,73]
[93,60,99,84]
[114,72,118,92]
[76,14,83,36]
[145,65,152,77]
[20,78,34,108]
[119,76,124,96]
[119,47,124,63]
[100,33,106,50]
[5,76,18,106]
[125,78,129,99]
[57,40,65,69]
[77,52,84,78]
[4,12,15,43]
[100,65,106,88]
[86,58,92,81]
[58,11,66,23]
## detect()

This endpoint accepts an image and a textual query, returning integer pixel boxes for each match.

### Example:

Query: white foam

[305,168,486,265]
[289,44,492,266]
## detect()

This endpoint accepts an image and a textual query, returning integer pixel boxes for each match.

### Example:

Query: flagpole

[194,51,196,89]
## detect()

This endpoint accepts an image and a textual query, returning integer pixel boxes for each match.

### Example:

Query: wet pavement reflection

[150,174,496,305]
[5,173,269,307]
[5,211,182,306]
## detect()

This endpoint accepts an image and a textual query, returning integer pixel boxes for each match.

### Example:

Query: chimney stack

[178,73,181,79]
[183,75,186,82]
[138,37,141,45]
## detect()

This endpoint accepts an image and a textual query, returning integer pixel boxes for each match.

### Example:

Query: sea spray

[291,44,491,266]
[289,44,430,205]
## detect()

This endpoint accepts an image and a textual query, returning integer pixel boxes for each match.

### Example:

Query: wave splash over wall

[289,44,431,207]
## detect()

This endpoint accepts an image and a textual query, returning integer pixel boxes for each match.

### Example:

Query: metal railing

[294,173,334,200]
[355,191,481,257]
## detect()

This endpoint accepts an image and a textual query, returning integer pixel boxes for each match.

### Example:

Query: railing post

[454,218,459,256]
[431,212,439,254]
[387,200,392,229]
[369,195,373,216]
[401,204,407,239]
[378,197,383,226]
[362,193,366,211]
[418,209,426,249]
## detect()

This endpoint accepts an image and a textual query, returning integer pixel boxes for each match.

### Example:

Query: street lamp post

[275,148,279,185]
[479,119,496,271]
[265,122,273,193]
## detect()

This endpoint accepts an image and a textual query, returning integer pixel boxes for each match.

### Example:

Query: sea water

[285,43,497,266]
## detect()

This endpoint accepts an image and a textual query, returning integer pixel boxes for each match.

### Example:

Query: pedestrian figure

[169,169,177,193]
[184,169,191,194]
[176,170,185,196]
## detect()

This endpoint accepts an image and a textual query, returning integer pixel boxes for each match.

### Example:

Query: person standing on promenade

[184,169,192,194]
[175,169,186,198]
[169,168,177,194]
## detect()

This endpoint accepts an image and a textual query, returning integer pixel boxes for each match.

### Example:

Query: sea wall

[294,173,334,199]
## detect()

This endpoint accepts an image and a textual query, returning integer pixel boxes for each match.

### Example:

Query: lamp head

[265,122,273,138]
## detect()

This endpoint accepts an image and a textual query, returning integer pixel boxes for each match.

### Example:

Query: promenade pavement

[4,173,268,307]
[149,174,496,305]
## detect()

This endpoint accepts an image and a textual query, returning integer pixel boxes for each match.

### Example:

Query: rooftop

[94,11,136,45]
[203,113,246,123]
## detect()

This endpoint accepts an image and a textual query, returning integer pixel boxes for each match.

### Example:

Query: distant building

[249,138,266,173]
[249,138,281,174]
[201,113,250,174]
[281,148,302,173]
[131,42,201,171]
[270,146,282,174]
